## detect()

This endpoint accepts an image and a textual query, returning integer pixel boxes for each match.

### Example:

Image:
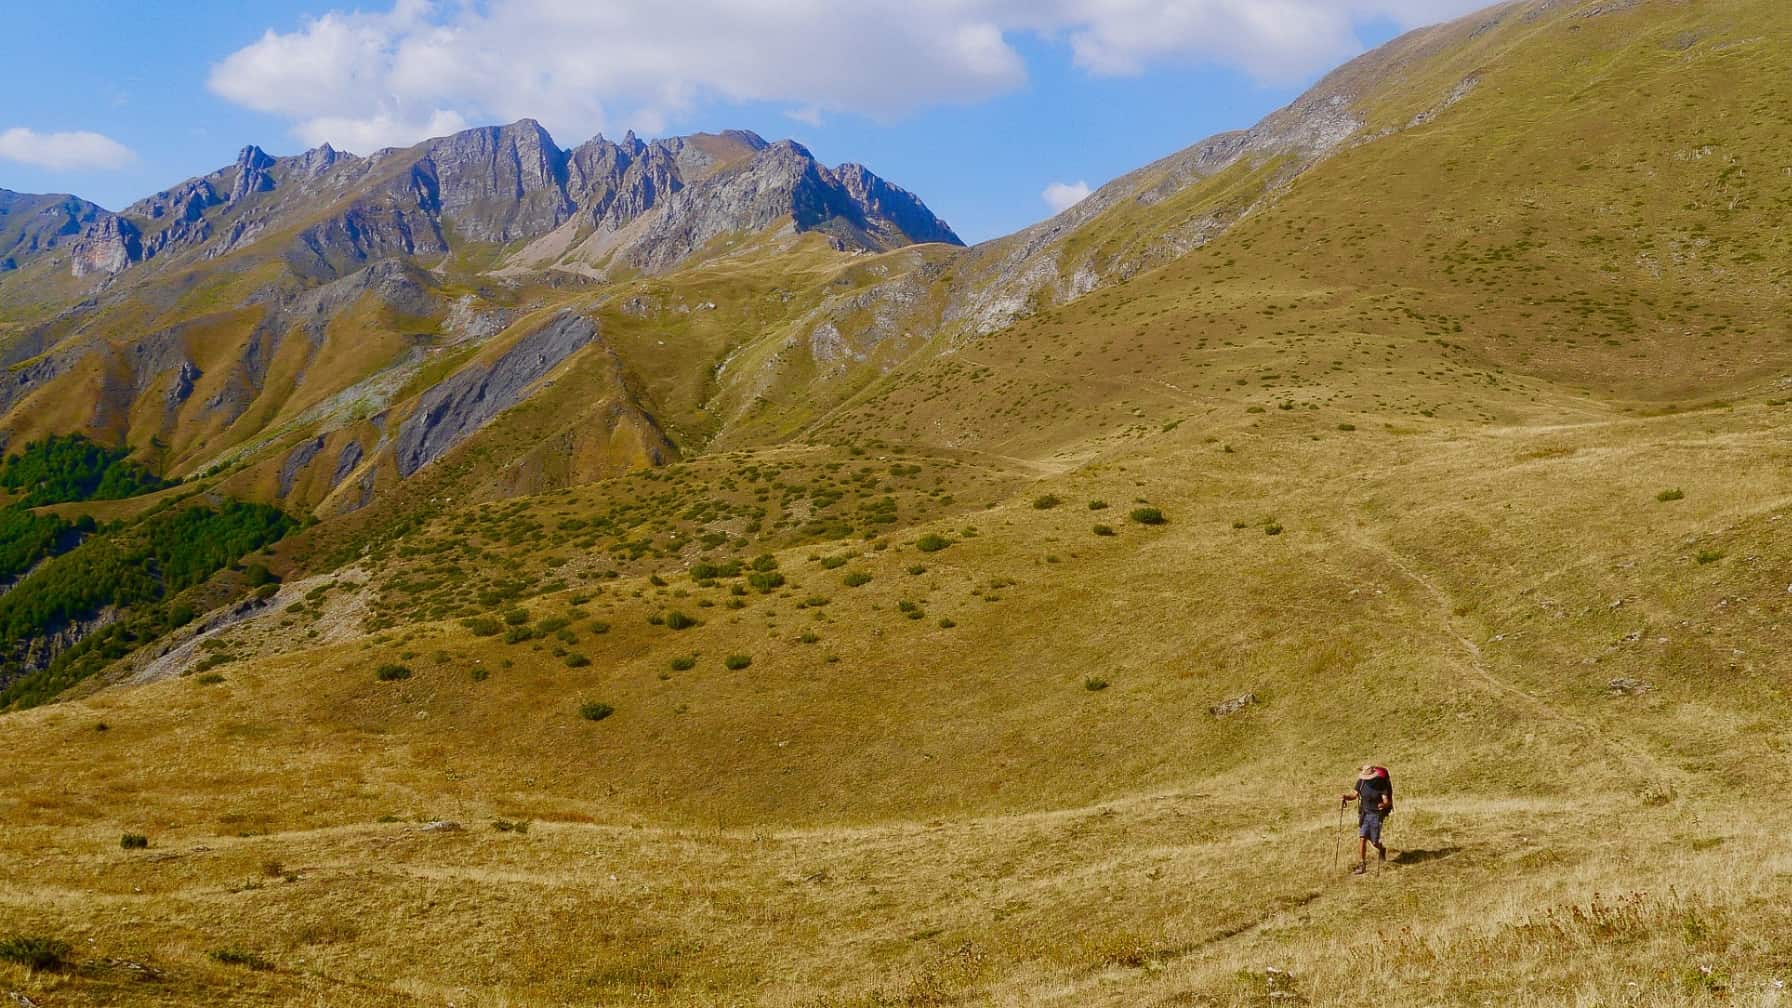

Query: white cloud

[1042,180,1093,214]
[0,128,137,171]
[209,0,1491,153]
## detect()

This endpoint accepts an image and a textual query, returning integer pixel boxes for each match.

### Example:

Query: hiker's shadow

[1391,846,1461,866]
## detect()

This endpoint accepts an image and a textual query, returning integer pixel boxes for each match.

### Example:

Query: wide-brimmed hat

[1357,764,1380,780]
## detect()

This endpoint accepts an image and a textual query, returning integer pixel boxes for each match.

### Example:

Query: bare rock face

[832,163,959,247]
[71,215,143,277]
[394,312,600,477]
[613,140,964,272]
[412,119,575,243]
[229,145,277,204]
[566,132,685,231]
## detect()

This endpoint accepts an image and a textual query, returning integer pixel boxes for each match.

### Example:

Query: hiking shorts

[1358,811,1383,844]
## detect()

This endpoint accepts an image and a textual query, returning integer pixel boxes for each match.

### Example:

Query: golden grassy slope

[4,389,1792,1005]
[6,2,1792,1004]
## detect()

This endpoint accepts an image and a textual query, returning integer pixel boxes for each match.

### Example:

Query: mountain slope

[4,0,1792,1005]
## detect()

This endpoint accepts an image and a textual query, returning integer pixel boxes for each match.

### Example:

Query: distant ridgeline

[0,435,294,710]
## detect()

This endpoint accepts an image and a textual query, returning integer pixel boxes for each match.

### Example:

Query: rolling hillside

[2,0,1792,1005]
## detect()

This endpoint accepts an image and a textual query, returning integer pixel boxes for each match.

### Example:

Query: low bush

[1033,494,1062,510]
[724,654,753,671]
[1658,488,1685,502]
[375,663,412,681]
[564,653,591,668]
[1129,507,1166,526]
[462,617,501,637]
[579,701,615,722]
[1093,524,1116,537]
[1084,676,1110,692]
[842,571,872,588]
[916,534,952,553]
[121,833,149,849]
[209,947,274,971]
[664,610,699,630]
[670,655,697,671]
[0,935,72,971]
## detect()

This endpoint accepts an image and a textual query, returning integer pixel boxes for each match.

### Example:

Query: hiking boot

[1350,863,1367,876]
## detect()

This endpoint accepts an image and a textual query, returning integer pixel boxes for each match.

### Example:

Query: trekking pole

[1333,800,1343,872]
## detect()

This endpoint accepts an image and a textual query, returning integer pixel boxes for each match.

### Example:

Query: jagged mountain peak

[27,118,962,284]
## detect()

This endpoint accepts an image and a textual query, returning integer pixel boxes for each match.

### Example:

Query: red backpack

[1367,766,1394,816]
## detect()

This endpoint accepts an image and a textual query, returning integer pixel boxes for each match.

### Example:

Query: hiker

[1341,764,1392,874]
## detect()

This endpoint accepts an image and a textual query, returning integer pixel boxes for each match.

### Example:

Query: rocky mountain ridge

[40,122,961,285]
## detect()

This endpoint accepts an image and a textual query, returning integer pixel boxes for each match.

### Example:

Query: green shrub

[462,617,501,637]
[195,672,225,685]
[579,701,615,722]
[798,630,820,644]
[1696,550,1724,565]
[120,833,149,850]
[748,571,785,593]
[1093,524,1116,537]
[724,654,753,671]
[938,617,957,629]
[1033,494,1062,510]
[916,533,952,553]
[1088,500,1110,511]
[209,947,274,971]
[1084,676,1110,692]
[1658,488,1685,502]
[589,620,611,634]
[842,571,872,588]
[493,819,530,834]
[907,564,927,575]
[1265,524,1284,536]
[1129,507,1166,526]
[0,935,72,971]
[670,655,696,671]
[469,666,490,682]
[503,626,533,644]
[1337,422,1357,432]
[819,555,849,570]
[750,554,779,572]
[375,663,413,681]
[503,608,531,626]
[664,610,699,630]
[564,653,591,668]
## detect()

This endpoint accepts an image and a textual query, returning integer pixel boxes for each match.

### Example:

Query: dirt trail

[1339,526,1684,794]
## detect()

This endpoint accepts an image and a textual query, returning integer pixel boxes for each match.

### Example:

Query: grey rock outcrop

[394,312,599,477]
[70,215,142,277]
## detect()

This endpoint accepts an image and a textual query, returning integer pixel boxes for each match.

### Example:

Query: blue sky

[0,0,1481,243]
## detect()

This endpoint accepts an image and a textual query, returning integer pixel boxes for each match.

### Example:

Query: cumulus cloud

[1042,180,1093,214]
[0,128,136,171]
[210,0,1490,152]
